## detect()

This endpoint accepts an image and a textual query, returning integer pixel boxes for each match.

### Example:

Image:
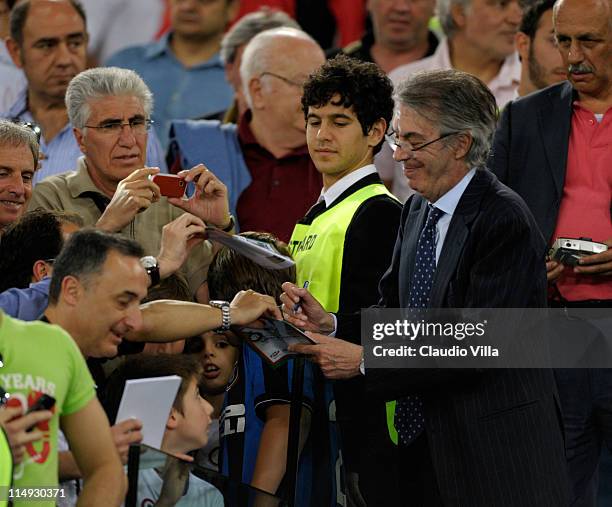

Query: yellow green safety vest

[0,427,12,507]
[289,183,400,445]
[289,183,396,312]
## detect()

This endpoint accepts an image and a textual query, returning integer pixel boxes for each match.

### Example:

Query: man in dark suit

[283,69,569,505]
[490,0,612,504]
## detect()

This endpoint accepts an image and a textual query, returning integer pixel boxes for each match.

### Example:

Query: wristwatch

[209,300,231,332]
[221,214,235,233]
[359,352,365,376]
[140,256,160,287]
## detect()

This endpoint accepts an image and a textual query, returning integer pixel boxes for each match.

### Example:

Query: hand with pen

[280,281,335,334]
[280,282,363,380]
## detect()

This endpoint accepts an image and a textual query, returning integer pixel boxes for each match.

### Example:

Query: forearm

[77,463,127,507]
[59,451,81,481]
[250,418,290,494]
[129,300,223,342]
[250,410,310,494]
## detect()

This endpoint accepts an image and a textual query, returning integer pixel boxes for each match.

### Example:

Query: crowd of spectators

[0,0,610,506]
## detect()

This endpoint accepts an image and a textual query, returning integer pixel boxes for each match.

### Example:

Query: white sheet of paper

[115,375,182,449]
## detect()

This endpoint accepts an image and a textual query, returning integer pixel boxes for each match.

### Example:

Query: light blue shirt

[106,32,234,149]
[4,90,168,184]
[0,278,50,321]
[431,168,476,263]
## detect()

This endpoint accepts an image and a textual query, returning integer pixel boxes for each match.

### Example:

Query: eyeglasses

[259,71,304,88]
[84,118,154,135]
[386,131,461,156]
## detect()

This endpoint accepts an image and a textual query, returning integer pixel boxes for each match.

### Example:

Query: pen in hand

[292,281,310,313]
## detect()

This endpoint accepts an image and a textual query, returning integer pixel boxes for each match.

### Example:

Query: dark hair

[142,273,192,304]
[48,228,144,305]
[6,0,17,10]
[207,231,295,303]
[103,354,203,423]
[0,209,82,292]
[10,0,87,46]
[519,0,556,39]
[301,54,394,155]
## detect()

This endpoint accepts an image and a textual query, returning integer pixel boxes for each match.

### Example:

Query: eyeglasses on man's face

[259,71,305,88]
[386,131,461,156]
[84,117,154,135]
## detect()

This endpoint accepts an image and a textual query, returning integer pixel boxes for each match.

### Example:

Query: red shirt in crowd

[235,113,322,243]
[553,103,612,301]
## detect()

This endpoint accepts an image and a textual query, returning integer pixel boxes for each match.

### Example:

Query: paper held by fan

[206,227,295,270]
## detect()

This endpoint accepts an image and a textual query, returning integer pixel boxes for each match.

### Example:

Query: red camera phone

[152,174,186,198]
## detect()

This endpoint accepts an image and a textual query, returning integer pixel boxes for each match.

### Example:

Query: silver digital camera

[549,237,608,266]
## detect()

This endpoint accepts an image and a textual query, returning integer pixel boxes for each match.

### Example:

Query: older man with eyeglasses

[3,0,167,184]
[168,27,326,243]
[29,67,234,302]
[282,69,569,505]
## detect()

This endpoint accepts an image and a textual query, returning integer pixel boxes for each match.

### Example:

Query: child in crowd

[104,354,223,507]
[186,232,343,506]
[185,330,239,472]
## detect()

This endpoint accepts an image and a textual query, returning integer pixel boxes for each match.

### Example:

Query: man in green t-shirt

[0,311,125,507]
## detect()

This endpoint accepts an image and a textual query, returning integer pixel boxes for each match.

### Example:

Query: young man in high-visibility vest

[288,54,402,506]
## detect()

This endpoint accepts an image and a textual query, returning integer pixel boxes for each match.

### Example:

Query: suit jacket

[349,169,569,506]
[489,81,574,243]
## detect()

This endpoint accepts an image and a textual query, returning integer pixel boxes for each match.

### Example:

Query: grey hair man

[491,0,612,503]
[281,69,569,504]
[4,0,166,182]
[28,66,234,302]
[389,0,523,109]
[220,7,299,121]
[0,119,38,231]
[168,27,325,243]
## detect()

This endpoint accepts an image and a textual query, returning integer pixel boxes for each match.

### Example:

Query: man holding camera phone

[29,67,234,302]
[490,0,612,504]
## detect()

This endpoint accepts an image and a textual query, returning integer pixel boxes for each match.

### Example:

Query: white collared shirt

[319,164,378,208]
[431,168,476,263]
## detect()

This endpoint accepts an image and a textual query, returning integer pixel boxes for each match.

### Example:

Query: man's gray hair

[220,8,300,65]
[0,119,39,168]
[395,69,498,168]
[239,27,318,108]
[437,0,472,37]
[65,67,154,129]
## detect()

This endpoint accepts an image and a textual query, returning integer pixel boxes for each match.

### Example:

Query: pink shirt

[553,103,612,301]
[388,38,520,109]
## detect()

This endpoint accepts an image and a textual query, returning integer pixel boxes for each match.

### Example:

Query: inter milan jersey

[219,344,345,506]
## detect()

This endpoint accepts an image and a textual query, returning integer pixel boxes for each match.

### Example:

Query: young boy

[188,232,342,506]
[104,354,223,507]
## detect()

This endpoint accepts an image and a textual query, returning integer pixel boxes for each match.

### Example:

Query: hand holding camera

[550,237,612,277]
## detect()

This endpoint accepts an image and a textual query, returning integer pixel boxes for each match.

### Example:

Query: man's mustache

[568,63,594,74]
